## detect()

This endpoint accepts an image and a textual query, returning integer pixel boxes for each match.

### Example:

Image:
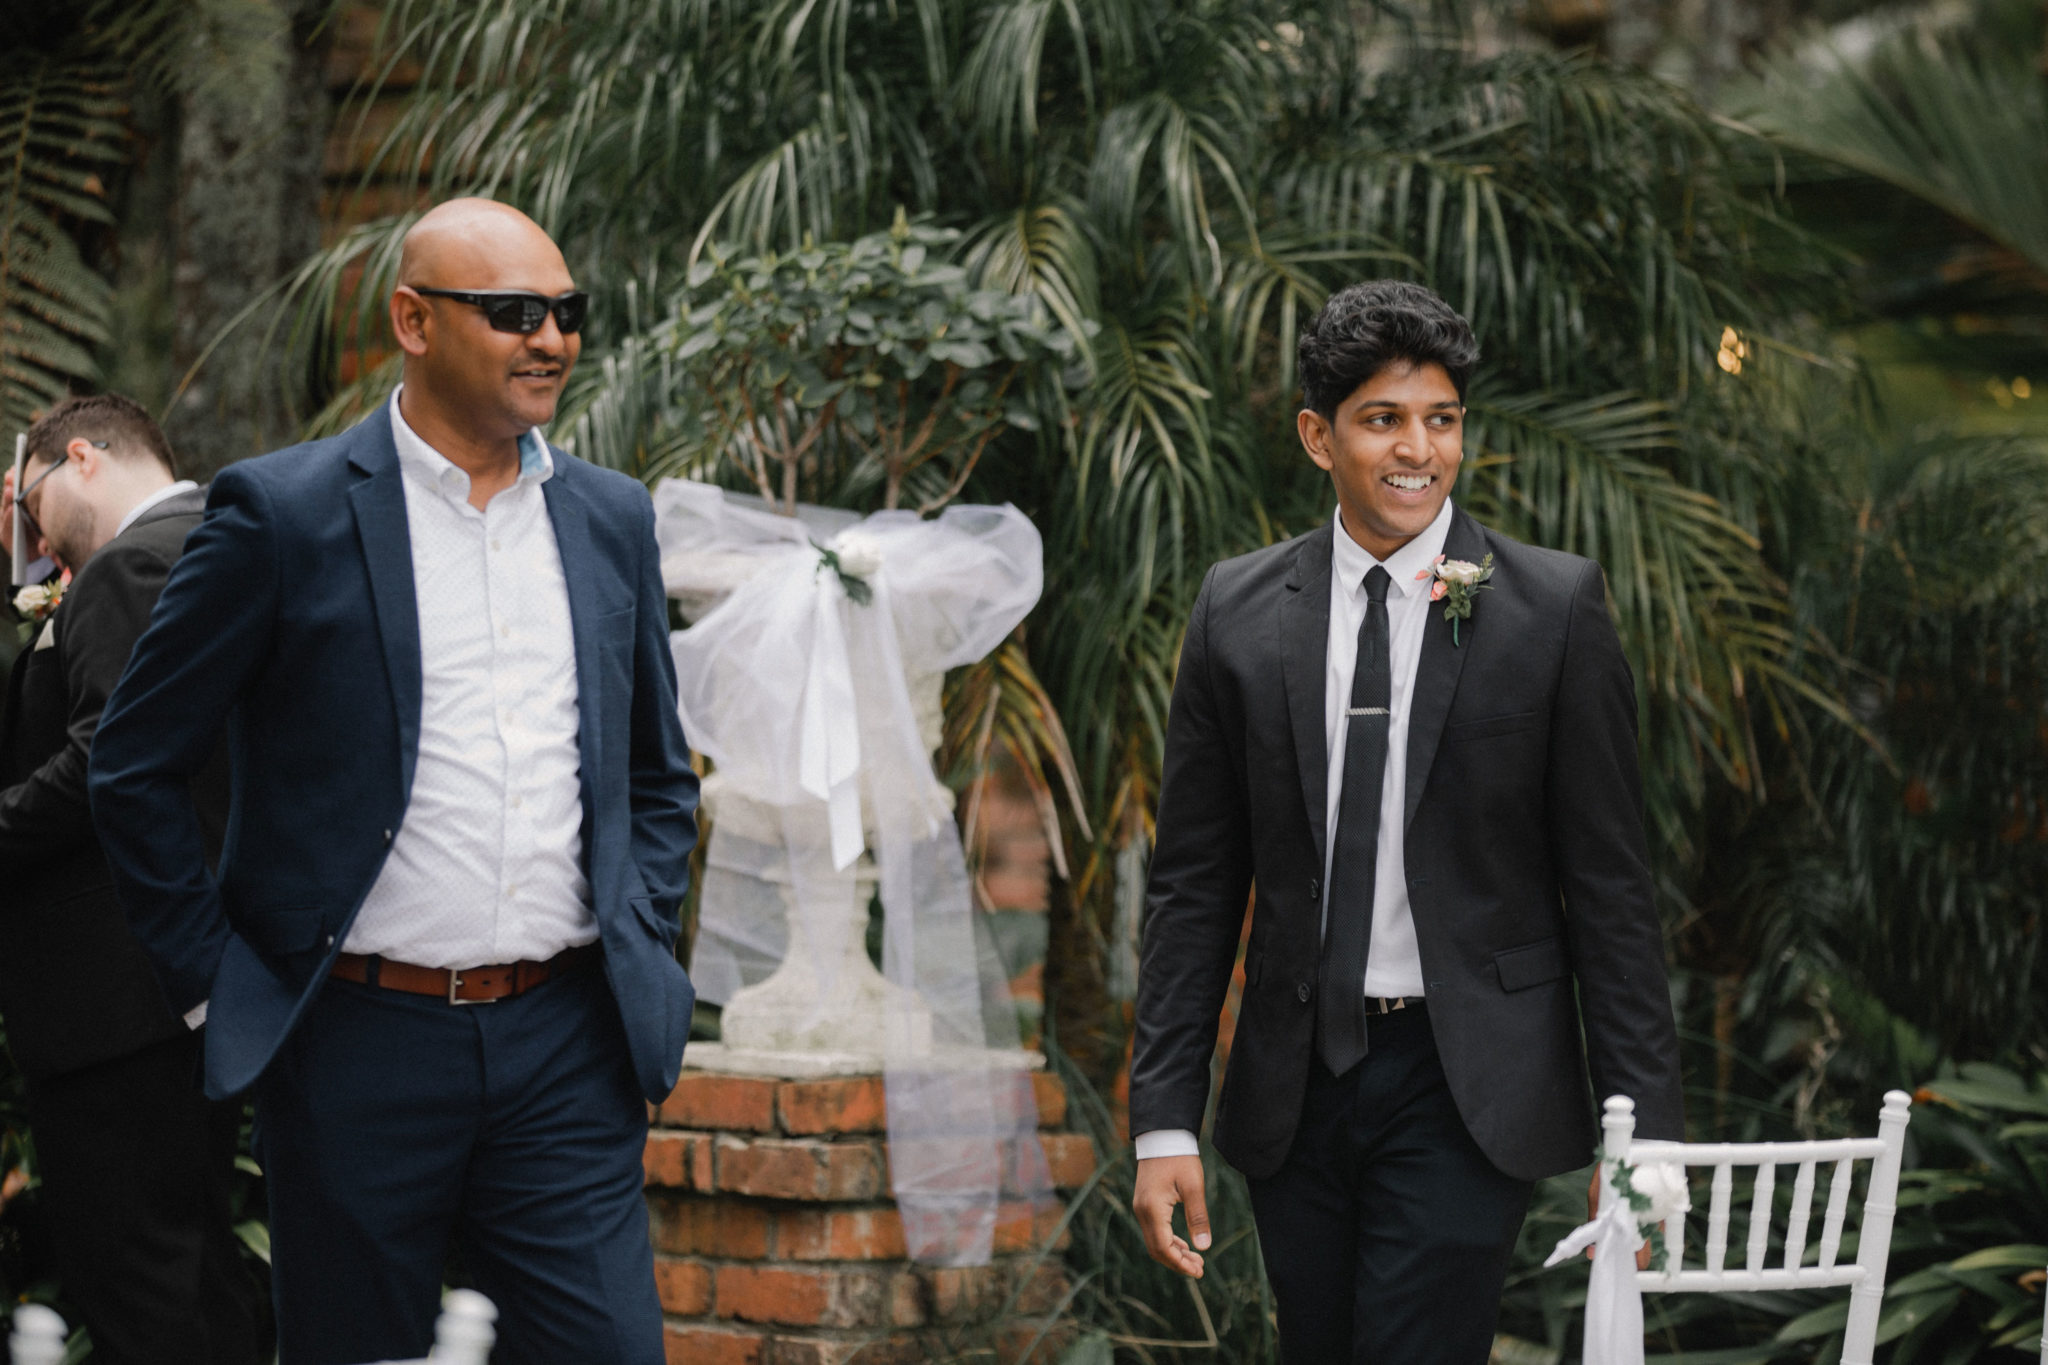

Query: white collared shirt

[1323,495,1451,998]
[1133,498,1455,1162]
[115,480,199,537]
[341,388,596,968]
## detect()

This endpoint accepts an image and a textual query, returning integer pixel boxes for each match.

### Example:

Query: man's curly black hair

[1297,280,1479,419]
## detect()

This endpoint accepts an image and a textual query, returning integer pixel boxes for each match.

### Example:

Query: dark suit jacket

[88,405,701,1104]
[1129,505,1683,1182]
[0,488,222,1082]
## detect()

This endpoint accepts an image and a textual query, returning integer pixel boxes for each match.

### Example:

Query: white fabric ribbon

[1545,1190,1645,1365]
[795,574,865,868]
[654,480,1051,1265]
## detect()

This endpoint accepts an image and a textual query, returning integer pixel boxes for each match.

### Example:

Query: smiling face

[391,201,581,443]
[1297,359,1463,560]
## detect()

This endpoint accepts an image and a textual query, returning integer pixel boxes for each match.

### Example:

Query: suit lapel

[541,458,603,816]
[346,408,424,795]
[1280,524,1335,874]
[1404,505,1488,831]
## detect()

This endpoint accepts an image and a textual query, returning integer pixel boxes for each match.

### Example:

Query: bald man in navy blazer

[90,200,698,1365]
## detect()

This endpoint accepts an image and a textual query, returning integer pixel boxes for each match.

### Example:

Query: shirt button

[506,884,518,897]
[1296,982,1311,1003]
[492,538,502,552]
[499,624,510,638]
[511,794,523,809]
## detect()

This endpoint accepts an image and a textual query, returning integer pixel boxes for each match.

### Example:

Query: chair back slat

[1783,1159,1817,1271]
[1745,1161,1777,1273]
[1705,1162,1734,1273]
[1818,1157,1853,1269]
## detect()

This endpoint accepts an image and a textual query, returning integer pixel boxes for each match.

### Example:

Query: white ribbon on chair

[1545,1196,1646,1365]
[655,480,1052,1265]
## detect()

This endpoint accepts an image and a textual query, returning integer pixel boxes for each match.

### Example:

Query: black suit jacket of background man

[1130,504,1684,1183]
[0,486,225,1081]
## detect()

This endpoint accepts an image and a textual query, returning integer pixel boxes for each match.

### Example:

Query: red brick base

[645,1069,1090,1364]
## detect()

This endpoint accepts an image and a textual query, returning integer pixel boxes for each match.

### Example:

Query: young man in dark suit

[0,394,260,1365]
[90,199,698,1365]
[1129,282,1683,1362]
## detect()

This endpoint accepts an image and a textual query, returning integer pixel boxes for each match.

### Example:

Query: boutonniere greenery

[1416,553,1495,647]
[13,580,63,645]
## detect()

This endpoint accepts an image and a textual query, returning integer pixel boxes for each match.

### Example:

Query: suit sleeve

[1548,561,1684,1142]
[0,542,176,866]
[88,470,280,1013]
[1129,566,1256,1138]
[624,491,700,941]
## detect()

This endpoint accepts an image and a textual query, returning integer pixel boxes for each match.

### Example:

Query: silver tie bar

[1346,707,1390,717]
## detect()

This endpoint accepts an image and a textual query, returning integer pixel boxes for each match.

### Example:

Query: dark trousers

[26,1029,264,1365]
[1247,1004,1533,1365]
[254,958,663,1365]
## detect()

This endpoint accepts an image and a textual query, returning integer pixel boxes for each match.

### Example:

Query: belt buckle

[448,969,497,1006]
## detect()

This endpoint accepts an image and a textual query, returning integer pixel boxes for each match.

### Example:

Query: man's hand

[1586,1168,1655,1271]
[1134,1154,1211,1278]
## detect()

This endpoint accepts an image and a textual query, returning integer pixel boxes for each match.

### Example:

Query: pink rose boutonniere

[1415,552,1495,647]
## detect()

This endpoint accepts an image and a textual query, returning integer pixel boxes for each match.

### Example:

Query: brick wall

[645,1071,1093,1364]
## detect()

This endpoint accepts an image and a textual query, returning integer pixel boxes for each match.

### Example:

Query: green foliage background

[2,0,2046,1359]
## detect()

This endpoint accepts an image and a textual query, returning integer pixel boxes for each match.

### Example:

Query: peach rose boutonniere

[13,580,63,645]
[1415,552,1495,647]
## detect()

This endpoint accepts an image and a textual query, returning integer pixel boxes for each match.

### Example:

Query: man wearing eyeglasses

[89,199,699,1365]
[0,394,262,1365]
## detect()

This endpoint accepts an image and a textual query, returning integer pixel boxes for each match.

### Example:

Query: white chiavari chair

[1600,1090,1914,1365]
[2037,1264,2045,1365]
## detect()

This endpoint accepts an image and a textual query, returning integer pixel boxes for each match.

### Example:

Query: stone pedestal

[643,1067,1097,1364]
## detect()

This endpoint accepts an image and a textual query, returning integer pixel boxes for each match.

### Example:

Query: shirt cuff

[1134,1128,1200,1161]
[182,999,209,1030]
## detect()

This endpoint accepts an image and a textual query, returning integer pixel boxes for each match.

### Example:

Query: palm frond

[1737,30,2048,286]
[0,53,125,432]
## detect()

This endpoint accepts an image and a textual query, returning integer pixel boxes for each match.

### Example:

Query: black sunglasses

[413,288,589,335]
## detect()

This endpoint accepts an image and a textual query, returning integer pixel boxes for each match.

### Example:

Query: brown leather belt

[329,942,599,1005]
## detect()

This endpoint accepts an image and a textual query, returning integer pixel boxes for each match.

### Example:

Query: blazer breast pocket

[1444,710,1540,744]
[1494,936,1570,992]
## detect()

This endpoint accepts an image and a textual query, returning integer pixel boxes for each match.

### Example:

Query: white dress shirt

[115,480,199,537]
[1134,498,1456,1162]
[341,389,597,968]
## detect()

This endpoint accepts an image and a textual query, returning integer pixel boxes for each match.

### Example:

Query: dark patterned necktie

[1316,564,1391,1076]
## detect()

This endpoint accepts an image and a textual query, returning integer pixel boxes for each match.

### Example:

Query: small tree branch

[918,416,1004,515]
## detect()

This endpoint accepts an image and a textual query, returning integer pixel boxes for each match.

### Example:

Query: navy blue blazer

[88,404,700,1104]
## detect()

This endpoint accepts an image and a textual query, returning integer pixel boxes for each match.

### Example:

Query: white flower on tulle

[13,581,61,621]
[830,529,885,579]
[1627,1160,1692,1223]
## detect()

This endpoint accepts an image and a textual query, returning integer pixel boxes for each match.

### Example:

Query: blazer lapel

[1280,524,1335,874]
[541,459,603,817]
[1404,504,1489,831]
[346,409,424,795]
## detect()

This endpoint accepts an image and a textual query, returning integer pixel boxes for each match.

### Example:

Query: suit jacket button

[1308,878,1320,901]
[1296,982,1311,1003]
